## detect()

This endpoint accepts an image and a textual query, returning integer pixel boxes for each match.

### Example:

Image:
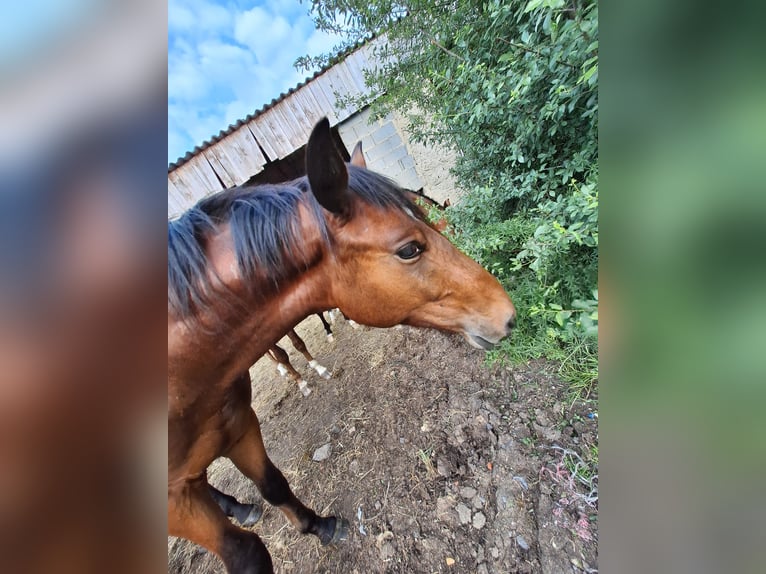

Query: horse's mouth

[465,333,497,350]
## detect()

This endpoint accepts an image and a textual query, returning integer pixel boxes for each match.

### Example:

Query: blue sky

[168,0,343,164]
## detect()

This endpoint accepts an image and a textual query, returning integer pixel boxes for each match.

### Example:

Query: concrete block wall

[391,111,462,207]
[337,107,424,192]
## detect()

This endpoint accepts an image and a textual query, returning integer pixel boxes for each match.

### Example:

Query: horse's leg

[208,484,263,527]
[268,345,311,396]
[315,312,334,342]
[266,348,288,379]
[328,308,357,328]
[339,310,359,329]
[169,477,273,574]
[226,409,349,546]
[287,329,331,379]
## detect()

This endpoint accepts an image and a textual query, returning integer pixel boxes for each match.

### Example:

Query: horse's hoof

[310,361,331,379]
[231,499,263,527]
[239,503,263,528]
[298,380,312,396]
[326,333,334,343]
[321,517,350,546]
[348,320,359,329]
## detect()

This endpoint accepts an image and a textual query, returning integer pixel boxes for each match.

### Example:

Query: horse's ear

[306,117,350,216]
[350,141,367,168]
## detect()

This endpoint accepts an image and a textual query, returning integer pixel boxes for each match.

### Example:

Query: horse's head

[306,118,515,350]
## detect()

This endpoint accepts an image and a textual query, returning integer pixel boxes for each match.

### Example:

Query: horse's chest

[168,374,252,477]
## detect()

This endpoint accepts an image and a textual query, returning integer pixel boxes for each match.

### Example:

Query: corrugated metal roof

[168,37,372,173]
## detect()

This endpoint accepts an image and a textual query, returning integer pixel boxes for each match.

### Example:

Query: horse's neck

[178,250,333,380]
[170,214,335,388]
[228,266,332,363]
[172,259,333,390]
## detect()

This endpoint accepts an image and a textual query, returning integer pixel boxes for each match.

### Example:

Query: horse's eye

[396,241,424,260]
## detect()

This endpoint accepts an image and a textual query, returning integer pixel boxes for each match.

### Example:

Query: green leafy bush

[304,0,598,391]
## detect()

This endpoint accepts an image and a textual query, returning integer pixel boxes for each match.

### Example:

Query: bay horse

[168,117,516,573]
[265,161,451,398]
[266,326,331,397]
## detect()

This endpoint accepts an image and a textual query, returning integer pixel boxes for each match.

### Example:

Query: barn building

[167,39,459,219]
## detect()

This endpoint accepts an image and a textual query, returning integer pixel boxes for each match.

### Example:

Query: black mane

[167,165,423,318]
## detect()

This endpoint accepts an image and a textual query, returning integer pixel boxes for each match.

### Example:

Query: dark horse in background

[168,118,516,573]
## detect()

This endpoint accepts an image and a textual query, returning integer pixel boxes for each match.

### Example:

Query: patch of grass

[416,447,436,478]
[588,444,598,467]
[486,310,598,411]
[559,336,599,407]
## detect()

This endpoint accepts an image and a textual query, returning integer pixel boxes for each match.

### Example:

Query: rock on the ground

[516,534,530,551]
[472,511,486,529]
[312,443,332,461]
[436,496,458,526]
[455,503,471,525]
[460,486,477,499]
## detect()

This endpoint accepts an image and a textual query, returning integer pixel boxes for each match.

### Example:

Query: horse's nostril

[506,315,516,331]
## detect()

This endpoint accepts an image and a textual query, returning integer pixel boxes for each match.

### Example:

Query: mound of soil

[169,316,598,573]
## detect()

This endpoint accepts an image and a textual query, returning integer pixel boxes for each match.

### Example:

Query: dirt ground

[168,315,598,573]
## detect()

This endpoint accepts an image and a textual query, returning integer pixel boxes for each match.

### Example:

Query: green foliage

[303,0,598,389]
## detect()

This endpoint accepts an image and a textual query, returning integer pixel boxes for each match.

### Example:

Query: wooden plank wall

[168,40,381,219]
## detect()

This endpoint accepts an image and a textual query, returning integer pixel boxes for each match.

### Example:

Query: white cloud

[168,55,210,102]
[168,0,232,34]
[167,3,195,32]
[233,7,292,57]
[168,0,345,163]
[305,28,346,59]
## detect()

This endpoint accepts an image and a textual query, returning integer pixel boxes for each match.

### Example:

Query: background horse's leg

[267,345,311,396]
[169,478,273,574]
[226,409,349,546]
[286,329,331,379]
[208,484,263,527]
[315,312,334,342]
[327,308,358,329]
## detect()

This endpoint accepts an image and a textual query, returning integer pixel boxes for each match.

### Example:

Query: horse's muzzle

[466,333,498,350]
[463,309,516,350]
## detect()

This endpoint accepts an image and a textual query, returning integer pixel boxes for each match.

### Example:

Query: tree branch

[498,38,579,69]
[429,37,466,62]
